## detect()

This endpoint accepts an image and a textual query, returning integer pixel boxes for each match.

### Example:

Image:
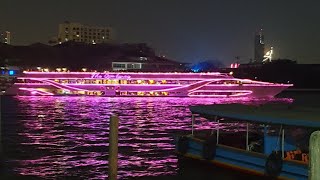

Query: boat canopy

[189,103,320,128]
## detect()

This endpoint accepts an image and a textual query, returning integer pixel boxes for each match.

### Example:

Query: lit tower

[0,31,11,44]
[254,29,265,63]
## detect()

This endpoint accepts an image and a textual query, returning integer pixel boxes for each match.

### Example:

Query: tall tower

[254,29,265,63]
[0,31,11,44]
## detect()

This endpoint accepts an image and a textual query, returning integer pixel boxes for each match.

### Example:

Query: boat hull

[174,135,308,180]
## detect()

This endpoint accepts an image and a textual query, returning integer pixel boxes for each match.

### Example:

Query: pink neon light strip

[14,82,292,88]
[152,80,212,92]
[19,88,54,96]
[188,92,252,98]
[15,81,293,88]
[17,77,230,81]
[188,89,253,97]
[23,71,224,75]
[29,78,88,91]
[190,90,252,93]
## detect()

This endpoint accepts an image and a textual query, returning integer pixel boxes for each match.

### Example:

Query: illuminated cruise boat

[5,71,292,97]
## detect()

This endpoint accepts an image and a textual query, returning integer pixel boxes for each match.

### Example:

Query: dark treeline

[0,42,173,70]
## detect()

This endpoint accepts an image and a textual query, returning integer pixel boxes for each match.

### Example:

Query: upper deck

[21,71,232,80]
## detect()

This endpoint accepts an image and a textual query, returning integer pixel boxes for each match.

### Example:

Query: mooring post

[108,115,119,180]
[0,95,2,156]
[0,95,3,170]
[309,131,320,180]
[191,114,195,136]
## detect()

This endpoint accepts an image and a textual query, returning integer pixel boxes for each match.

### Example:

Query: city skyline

[1,0,320,64]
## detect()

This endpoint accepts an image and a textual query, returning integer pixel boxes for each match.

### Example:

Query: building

[0,31,11,44]
[111,56,186,72]
[254,29,265,62]
[57,21,115,44]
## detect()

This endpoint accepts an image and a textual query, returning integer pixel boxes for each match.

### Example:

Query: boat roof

[189,103,320,128]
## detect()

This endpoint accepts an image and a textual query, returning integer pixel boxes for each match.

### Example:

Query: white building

[0,31,11,44]
[58,21,115,44]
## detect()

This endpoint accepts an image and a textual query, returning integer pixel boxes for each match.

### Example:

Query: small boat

[174,103,320,180]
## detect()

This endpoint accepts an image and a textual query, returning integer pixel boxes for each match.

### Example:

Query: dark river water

[0,96,295,179]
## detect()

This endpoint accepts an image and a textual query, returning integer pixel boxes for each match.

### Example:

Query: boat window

[261,125,314,164]
[282,126,315,163]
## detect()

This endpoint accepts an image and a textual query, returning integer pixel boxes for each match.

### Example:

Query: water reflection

[2,96,292,179]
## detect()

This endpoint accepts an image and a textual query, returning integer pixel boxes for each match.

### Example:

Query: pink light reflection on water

[4,96,293,179]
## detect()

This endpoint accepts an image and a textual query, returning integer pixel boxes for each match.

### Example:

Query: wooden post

[0,95,2,156]
[281,128,285,158]
[108,115,119,180]
[191,114,195,136]
[309,131,320,180]
[216,119,219,145]
[246,123,249,150]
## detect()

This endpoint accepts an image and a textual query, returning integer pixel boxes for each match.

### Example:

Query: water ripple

[2,96,292,179]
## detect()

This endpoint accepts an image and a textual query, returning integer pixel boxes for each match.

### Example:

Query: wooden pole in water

[191,114,195,136]
[0,95,2,156]
[108,115,119,180]
[309,131,320,180]
[246,123,249,151]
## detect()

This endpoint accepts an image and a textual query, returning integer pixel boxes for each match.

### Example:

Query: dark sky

[1,0,320,64]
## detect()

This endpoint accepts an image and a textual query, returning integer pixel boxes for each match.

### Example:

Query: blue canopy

[189,103,320,128]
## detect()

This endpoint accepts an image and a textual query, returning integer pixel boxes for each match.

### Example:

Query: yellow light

[62,68,67,72]
[229,71,234,75]
[79,91,85,94]
[44,68,49,72]
[149,80,154,84]
[161,80,166,84]
[82,68,87,72]
[137,80,142,84]
[56,68,61,72]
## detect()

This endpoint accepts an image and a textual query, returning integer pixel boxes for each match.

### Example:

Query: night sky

[1,0,320,65]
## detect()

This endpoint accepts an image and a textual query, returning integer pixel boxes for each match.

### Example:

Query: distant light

[229,71,234,75]
[9,70,15,76]
[43,68,49,72]
[56,68,62,72]
[82,68,87,72]
[62,68,67,72]
[37,67,42,70]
